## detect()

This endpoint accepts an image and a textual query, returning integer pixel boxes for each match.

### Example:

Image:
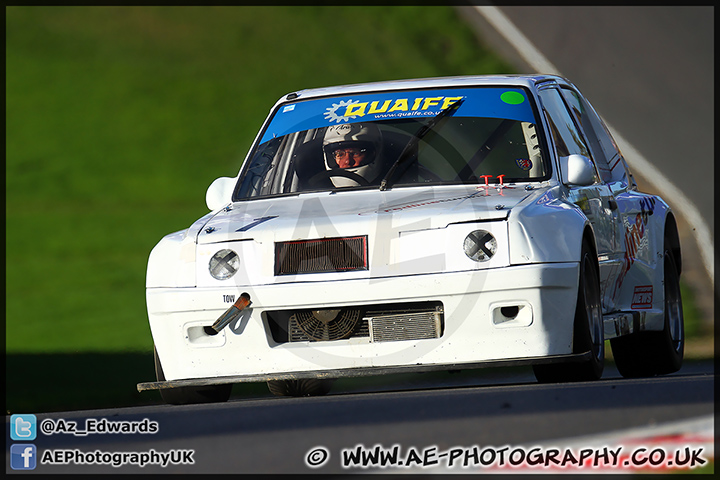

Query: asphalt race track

[465,6,714,242]
[463,5,715,303]
[5,361,714,473]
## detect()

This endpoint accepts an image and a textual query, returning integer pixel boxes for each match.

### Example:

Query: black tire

[654,250,685,373]
[610,248,684,377]
[154,347,232,405]
[533,239,605,383]
[267,378,334,397]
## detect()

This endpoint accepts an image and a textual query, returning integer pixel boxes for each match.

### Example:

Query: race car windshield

[234,87,549,200]
[379,97,464,191]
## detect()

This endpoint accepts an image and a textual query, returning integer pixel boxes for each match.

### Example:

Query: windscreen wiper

[379,98,465,191]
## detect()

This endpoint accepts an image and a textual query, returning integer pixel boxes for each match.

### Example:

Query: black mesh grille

[275,236,368,275]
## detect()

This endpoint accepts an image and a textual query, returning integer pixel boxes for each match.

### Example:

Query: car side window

[538,87,592,160]
[560,88,612,183]
[560,88,629,185]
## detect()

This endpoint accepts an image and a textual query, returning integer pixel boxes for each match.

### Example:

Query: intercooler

[366,311,443,343]
[265,302,444,344]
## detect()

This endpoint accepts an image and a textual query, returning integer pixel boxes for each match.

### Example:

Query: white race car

[138,75,684,404]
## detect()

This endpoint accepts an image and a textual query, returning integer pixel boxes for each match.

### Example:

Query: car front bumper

[144,262,580,386]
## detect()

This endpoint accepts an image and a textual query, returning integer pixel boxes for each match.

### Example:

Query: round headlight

[209,249,239,280]
[463,230,497,262]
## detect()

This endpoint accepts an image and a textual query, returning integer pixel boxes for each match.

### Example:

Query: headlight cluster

[463,230,497,262]
[209,249,239,280]
[207,230,497,279]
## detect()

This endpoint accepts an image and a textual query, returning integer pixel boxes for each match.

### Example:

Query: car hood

[196,185,534,245]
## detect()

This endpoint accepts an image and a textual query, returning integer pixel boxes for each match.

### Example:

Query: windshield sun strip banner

[259,87,535,144]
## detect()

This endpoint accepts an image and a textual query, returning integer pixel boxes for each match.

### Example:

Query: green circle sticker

[500,91,525,105]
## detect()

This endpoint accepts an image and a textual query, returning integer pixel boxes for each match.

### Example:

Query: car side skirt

[603,309,664,339]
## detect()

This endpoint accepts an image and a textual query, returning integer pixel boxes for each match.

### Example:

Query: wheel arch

[663,211,682,276]
[581,224,599,263]
[508,190,595,265]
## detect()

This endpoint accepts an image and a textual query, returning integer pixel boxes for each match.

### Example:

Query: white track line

[402,414,713,473]
[541,413,715,452]
[484,414,715,473]
[474,6,714,287]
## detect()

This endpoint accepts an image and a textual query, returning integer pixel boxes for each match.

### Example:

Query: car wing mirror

[206,177,236,211]
[561,154,596,186]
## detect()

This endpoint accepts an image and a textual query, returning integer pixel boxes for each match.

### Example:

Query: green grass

[679,281,704,339]
[6,6,511,356]
[5,6,513,412]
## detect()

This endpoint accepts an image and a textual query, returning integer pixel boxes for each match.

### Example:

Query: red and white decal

[631,285,653,309]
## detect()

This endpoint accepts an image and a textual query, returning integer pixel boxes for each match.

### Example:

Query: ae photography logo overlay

[303,443,709,471]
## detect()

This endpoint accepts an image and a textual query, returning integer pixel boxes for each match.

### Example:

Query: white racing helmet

[323,123,383,187]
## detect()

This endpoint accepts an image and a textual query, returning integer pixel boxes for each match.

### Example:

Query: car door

[559,86,660,312]
[537,85,622,313]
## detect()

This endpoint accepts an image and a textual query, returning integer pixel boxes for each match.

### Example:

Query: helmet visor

[325,141,375,169]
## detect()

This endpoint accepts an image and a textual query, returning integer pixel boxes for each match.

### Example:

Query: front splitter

[137,351,591,391]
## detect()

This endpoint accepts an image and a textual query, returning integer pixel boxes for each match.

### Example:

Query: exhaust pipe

[204,292,252,335]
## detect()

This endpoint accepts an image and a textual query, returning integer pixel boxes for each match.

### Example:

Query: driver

[322,123,383,187]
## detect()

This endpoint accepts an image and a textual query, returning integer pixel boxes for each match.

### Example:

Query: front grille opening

[265,301,444,344]
[275,236,368,275]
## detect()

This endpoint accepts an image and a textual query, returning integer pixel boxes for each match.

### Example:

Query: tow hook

[204,292,252,335]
